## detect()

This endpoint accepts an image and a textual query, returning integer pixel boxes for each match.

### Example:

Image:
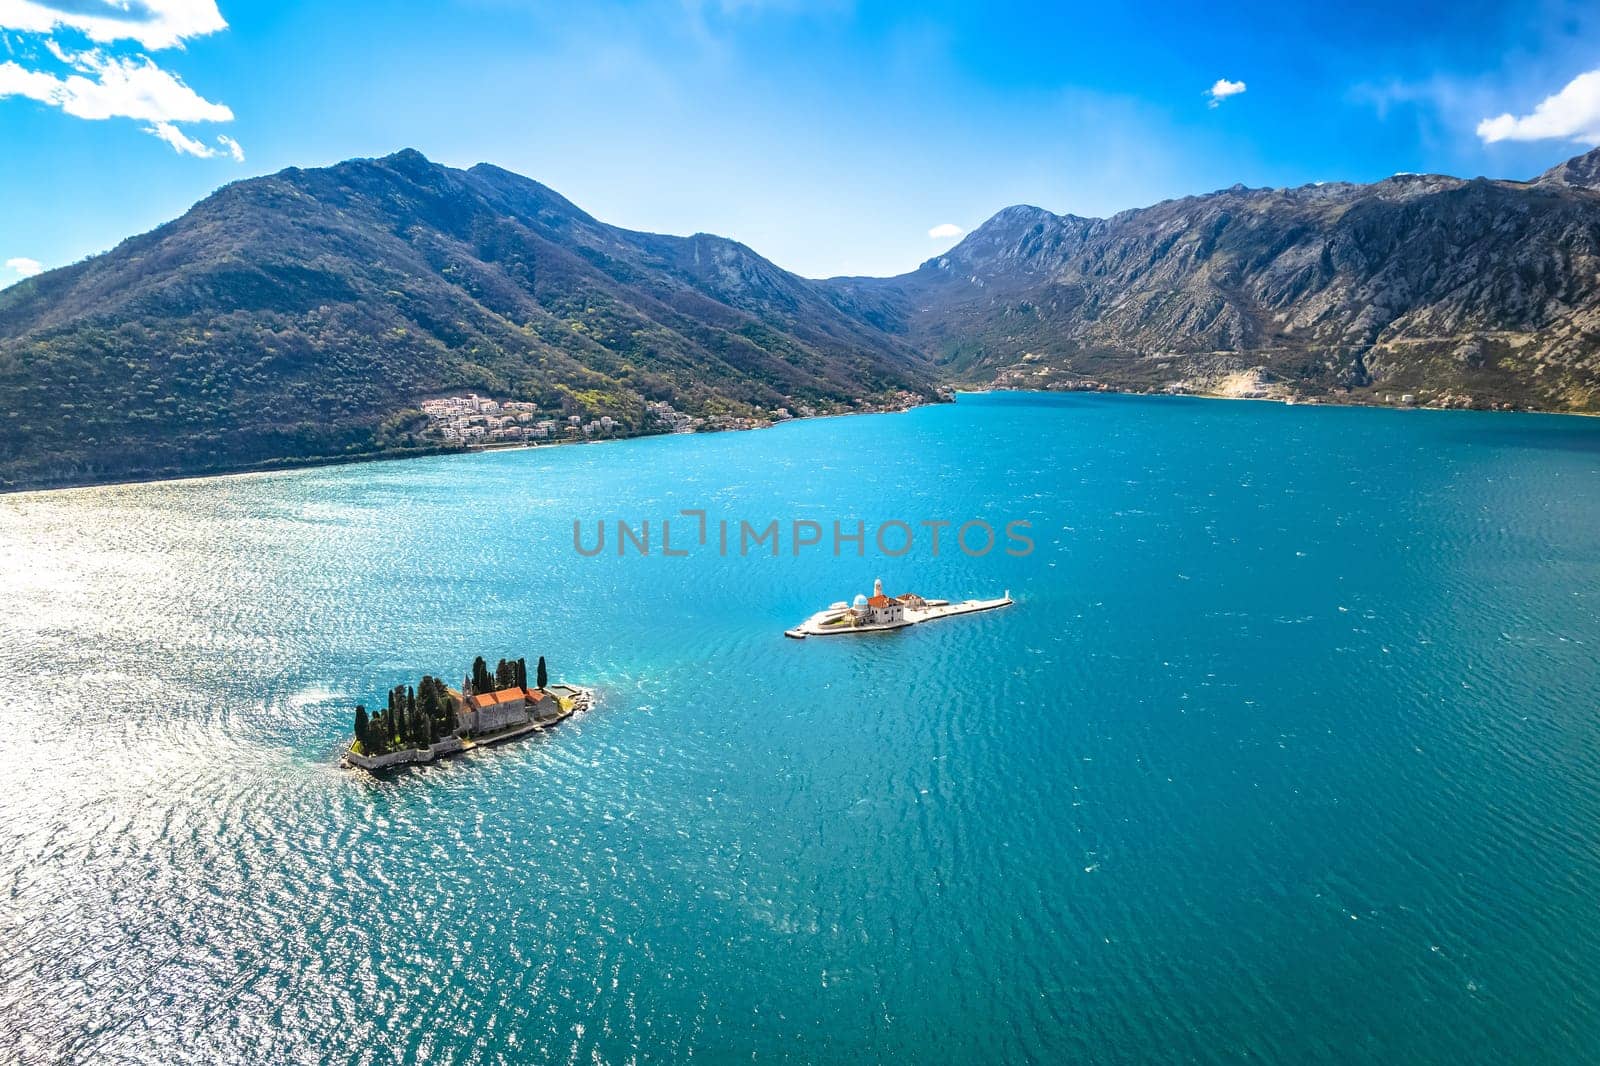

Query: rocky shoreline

[985,364,1572,415]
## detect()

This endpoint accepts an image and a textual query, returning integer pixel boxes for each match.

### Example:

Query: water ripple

[1,395,1598,1063]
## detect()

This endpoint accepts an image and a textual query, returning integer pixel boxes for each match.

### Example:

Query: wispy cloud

[0,51,230,122]
[1477,69,1600,144]
[1347,72,1508,158]
[0,1,240,159]
[145,118,240,158]
[5,256,42,278]
[0,1,226,51]
[1206,78,1246,108]
[927,222,963,239]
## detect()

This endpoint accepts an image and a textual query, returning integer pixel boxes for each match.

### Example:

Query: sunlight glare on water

[1,393,1598,1064]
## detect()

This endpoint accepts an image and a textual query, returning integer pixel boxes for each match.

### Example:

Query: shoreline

[0,398,939,498]
[954,385,1600,419]
[6,387,1596,498]
[0,398,934,499]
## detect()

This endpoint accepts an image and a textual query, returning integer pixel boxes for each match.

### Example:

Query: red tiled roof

[469,687,528,709]
[467,686,553,710]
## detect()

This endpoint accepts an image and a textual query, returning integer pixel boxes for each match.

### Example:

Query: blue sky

[4,0,1600,282]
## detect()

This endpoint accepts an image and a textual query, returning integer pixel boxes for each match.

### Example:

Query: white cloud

[5,256,42,277]
[143,118,236,156]
[0,3,239,159]
[1206,78,1247,108]
[0,56,54,98]
[0,50,230,121]
[1477,69,1600,144]
[0,43,241,158]
[0,1,226,51]
[927,222,963,239]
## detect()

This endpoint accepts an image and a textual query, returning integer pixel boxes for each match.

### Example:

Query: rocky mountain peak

[1536,145,1600,189]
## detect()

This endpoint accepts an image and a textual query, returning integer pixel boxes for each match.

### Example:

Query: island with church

[784,578,1013,638]
[342,653,593,772]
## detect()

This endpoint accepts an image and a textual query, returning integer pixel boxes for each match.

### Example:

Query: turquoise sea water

[1,392,1598,1064]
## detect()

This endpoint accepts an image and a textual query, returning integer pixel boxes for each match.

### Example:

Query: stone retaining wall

[345,735,464,771]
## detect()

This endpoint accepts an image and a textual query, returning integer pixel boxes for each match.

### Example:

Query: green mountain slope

[0,149,934,490]
[8,145,1600,491]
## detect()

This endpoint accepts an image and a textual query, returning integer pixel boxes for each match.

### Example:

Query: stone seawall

[345,735,465,771]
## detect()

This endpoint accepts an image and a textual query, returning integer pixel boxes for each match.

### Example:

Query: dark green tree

[354,704,368,749]
[364,709,389,756]
[515,657,528,689]
[495,658,516,689]
[471,656,491,694]
[536,655,548,690]
[418,676,443,742]
[436,678,451,739]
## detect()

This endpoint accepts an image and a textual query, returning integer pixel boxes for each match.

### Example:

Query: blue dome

[852,594,868,607]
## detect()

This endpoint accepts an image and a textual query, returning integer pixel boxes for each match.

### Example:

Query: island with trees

[343,654,591,772]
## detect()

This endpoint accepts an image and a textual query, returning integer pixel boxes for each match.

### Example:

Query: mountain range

[4,146,1600,490]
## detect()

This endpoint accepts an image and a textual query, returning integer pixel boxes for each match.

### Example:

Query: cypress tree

[354,705,368,749]
[536,655,548,690]
[472,656,491,694]
[436,680,453,739]
[515,657,528,689]
[443,686,459,735]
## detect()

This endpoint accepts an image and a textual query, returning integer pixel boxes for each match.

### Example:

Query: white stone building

[851,578,906,625]
[451,685,559,736]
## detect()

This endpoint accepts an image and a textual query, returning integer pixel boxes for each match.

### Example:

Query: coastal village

[418,390,929,448]
[344,654,591,772]
[420,394,616,445]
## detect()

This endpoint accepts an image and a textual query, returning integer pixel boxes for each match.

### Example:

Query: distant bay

[2,392,1598,1064]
